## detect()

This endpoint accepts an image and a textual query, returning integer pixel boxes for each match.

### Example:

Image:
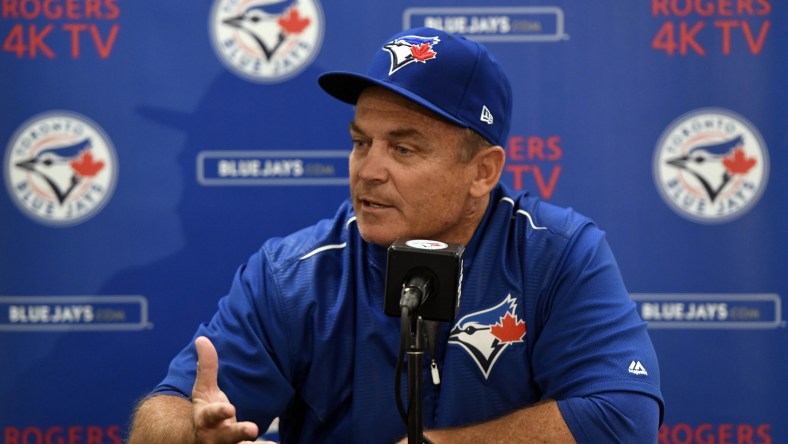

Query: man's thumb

[193,336,220,397]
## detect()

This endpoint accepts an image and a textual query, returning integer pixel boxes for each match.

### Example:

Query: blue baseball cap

[318,27,513,147]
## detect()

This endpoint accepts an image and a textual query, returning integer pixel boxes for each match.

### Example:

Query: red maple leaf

[722,147,756,175]
[70,150,105,178]
[278,8,310,34]
[490,312,526,343]
[410,43,436,62]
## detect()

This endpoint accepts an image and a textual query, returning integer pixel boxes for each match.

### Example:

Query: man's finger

[211,421,259,444]
[237,421,260,441]
[194,407,260,442]
[197,402,236,428]
[193,336,220,398]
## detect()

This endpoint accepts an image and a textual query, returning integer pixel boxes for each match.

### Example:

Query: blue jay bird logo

[653,109,768,223]
[5,112,117,226]
[14,139,101,205]
[449,294,526,379]
[383,35,440,75]
[221,0,300,61]
[665,135,752,203]
[210,0,324,83]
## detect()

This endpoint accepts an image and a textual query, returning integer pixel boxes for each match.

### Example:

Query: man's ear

[470,145,506,198]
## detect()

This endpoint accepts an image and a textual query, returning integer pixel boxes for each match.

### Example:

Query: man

[129,27,663,443]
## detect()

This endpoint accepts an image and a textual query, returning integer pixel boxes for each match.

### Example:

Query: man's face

[349,87,481,247]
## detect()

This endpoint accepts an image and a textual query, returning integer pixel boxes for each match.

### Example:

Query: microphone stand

[406,313,424,444]
[398,278,431,444]
[396,272,446,444]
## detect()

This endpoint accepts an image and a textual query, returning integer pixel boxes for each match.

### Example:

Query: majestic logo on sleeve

[449,294,526,379]
[210,0,324,83]
[4,112,117,226]
[653,108,769,223]
[383,35,440,75]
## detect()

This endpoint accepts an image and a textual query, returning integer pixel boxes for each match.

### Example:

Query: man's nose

[355,143,389,182]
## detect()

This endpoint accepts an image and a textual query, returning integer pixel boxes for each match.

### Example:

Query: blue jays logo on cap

[383,35,440,75]
[449,294,526,379]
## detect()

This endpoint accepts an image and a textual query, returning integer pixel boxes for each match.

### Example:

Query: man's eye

[395,146,412,155]
[352,139,368,150]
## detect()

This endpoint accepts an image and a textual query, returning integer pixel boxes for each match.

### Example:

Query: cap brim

[318,71,468,129]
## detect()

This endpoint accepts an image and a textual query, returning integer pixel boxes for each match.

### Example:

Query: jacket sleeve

[558,391,661,443]
[527,215,663,439]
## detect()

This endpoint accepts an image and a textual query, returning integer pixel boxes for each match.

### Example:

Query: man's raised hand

[192,336,260,444]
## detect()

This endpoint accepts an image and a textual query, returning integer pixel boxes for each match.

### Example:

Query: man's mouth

[358,197,391,209]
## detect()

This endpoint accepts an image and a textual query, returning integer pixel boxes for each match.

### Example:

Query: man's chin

[357,226,399,247]
[361,234,399,247]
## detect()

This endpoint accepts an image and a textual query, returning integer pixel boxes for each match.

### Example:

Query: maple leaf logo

[722,147,756,175]
[490,312,526,344]
[410,43,436,62]
[278,8,310,34]
[70,150,105,178]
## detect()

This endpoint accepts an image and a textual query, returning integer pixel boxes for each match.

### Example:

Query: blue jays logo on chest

[449,294,526,379]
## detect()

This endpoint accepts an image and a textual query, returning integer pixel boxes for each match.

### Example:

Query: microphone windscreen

[384,239,465,322]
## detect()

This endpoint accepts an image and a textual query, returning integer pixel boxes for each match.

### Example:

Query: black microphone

[384,239,465,322]
[398,271,434,312]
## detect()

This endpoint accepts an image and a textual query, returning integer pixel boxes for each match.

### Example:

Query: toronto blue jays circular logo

[4,111,118,226]
[653,108,769,224]
[209,0,324,83]
[405,239,448,250]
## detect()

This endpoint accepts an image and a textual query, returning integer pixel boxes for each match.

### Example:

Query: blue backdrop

[1,1,785,443]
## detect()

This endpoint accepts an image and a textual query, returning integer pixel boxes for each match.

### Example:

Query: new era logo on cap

[318,27,513,147]
[480,106,494,125]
